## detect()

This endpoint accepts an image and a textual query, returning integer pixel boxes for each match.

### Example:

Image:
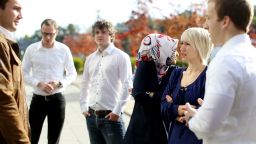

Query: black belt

[33,93,62,101]
[89,107,111,117]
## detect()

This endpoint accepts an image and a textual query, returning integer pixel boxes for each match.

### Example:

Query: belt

[89,107,111,117]
[33,93,62,101]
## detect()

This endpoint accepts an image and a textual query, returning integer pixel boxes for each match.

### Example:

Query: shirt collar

[38,40,56,50]
[222,34,250,50]
[216,34,250,56]
[96,43,114,55]
[0,26,17,42]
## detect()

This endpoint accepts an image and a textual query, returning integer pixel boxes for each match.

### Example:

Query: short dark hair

[41,19,58,30]
[0,0,8,9]
[92,20,116,42]
[209,0,254,32]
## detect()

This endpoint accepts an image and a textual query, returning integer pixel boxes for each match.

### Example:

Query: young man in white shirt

[22,19,77,144]
[80,20,132,144]
[184,0,256,143]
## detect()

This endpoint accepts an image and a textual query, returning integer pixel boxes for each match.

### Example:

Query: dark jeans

[29,93,66,144]
[85,111,125,144]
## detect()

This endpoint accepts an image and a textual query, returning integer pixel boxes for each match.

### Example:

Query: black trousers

[29,93,66,144]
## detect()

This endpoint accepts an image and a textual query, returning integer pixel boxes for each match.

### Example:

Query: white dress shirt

[22,41,77,96]
[0,26,17,42]
[189,34,256,144]
[80,43,133,116]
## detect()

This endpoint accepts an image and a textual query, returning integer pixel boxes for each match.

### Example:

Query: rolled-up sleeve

[112,54,133,115]
[189,58,238,139]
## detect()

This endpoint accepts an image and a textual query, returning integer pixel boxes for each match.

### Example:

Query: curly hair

[92,20,116,42]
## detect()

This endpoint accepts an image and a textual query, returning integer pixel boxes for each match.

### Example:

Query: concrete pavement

[25,75,134,144]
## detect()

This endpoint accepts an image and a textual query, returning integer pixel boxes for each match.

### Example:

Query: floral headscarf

[136,33,178,83]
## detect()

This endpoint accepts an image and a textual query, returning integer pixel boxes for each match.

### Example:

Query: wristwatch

[146,91,154,98]
[58,81,63,88]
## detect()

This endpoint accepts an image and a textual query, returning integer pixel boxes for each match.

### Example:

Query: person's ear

[222,16,231,30]
[203,20,209,30]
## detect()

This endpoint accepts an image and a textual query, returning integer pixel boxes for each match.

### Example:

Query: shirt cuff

[32,79,40,88]
[80,103,89,113]
[112,105,122,116]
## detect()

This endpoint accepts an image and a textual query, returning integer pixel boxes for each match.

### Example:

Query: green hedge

[130,57,136,71]
[73,57,84,74]
[175,60,188,67]
[73,57,137,74]
[73,56,187,74]
[130,57,188,68]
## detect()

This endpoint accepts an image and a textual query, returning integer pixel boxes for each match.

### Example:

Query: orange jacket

[0,34,30,144]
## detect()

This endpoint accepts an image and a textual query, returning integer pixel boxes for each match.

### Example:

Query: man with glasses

[0,0,30,143]
[22,18,77,144]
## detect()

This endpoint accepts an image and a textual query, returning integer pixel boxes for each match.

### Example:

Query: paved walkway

[25,75,134,144]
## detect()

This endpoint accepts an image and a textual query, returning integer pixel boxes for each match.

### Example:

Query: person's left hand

[105,112,119,121]
[197,98,204,105]
[48,81,59,89]
[165,95,173,103]
[37,82,54,94]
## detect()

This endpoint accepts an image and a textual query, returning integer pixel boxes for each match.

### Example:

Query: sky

[16,0,256,38]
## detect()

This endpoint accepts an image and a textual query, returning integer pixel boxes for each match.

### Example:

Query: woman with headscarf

[161,27,213,144]
[123,33,179,144]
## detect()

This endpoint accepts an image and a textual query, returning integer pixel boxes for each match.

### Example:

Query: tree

[62,33,96,57]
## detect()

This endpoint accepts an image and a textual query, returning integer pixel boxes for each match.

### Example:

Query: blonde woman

[161,27,213,144]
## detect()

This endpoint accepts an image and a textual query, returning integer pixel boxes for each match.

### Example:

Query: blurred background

[17,0,256,73]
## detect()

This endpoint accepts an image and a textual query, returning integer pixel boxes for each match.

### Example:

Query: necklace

[181,66,205,87]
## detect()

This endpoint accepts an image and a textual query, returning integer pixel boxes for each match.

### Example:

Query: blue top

[161,67,207,144]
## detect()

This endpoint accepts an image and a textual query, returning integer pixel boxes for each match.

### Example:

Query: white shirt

[0,26,17,42]
[22,41,77,96]
[209,46,221,61]
[189,34,256,144]
[80,43,133,116]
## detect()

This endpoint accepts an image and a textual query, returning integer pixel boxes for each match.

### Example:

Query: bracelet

[146,91,154,98]
[58,81,63,88]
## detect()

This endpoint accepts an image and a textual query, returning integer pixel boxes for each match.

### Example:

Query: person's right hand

[176,116,185,123]
[178,105,187,116]
[83,111,91,117]
[178,104,197,116]
[37,82,54,94]
[184,103,198,124]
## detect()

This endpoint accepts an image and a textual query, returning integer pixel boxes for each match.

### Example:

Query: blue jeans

[85,113,125,144]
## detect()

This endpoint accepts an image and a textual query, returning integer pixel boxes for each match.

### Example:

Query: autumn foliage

[63,12,206,57]
[63,33,96,56]
[60,0,255,57]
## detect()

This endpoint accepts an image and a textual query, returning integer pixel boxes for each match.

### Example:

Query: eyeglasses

[41,32,56,37]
